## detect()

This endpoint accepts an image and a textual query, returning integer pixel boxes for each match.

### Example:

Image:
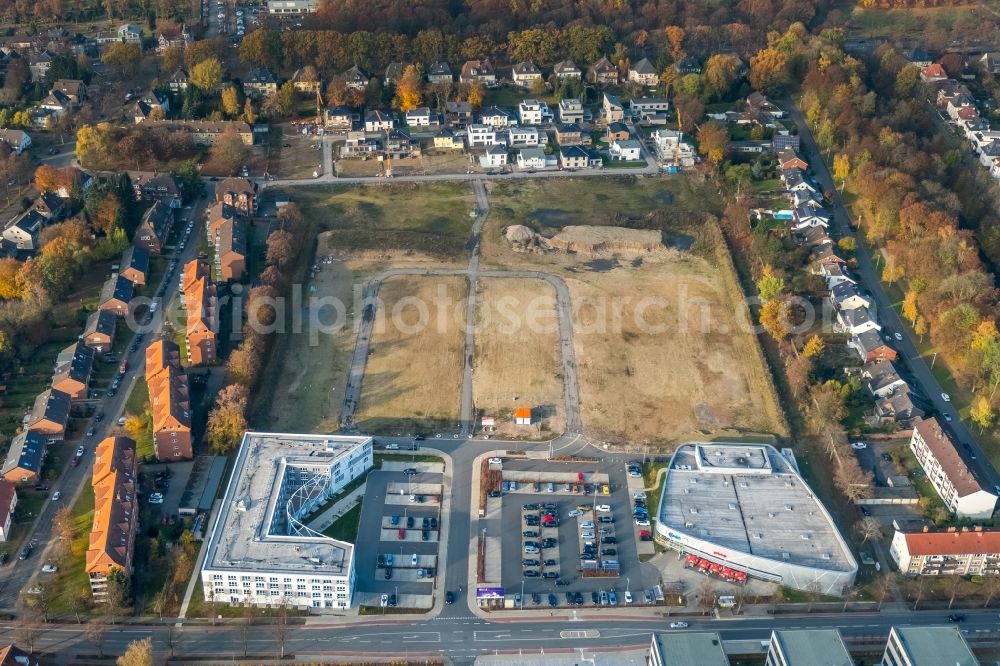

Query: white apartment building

[517,99,552,125]
[507,126,541,148]
[890,526,1000,577]
[200,433,373,611]
[267,0,316,12]
[467,124,504,148]
[558,98,584,124]
[909,417,997,520]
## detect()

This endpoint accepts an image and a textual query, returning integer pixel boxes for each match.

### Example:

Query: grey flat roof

[651,632,730,666]
[203,432,372,577]
[890,626,979,666]
[474,650,648,666]
[660,443,855,572]
[773,629,852,666]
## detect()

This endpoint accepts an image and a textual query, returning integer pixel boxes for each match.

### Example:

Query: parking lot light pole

[521,580,524,609]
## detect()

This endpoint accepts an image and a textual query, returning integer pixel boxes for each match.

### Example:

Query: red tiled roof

[902,528,1000,556]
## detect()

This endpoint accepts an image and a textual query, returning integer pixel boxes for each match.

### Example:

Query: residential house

[836,306,879,336]
[427,61,453,83]
[516,147,554,170]
[818,263,855,289]
[791,203,831,231]
[324,105,357,131]
[1,210,44,251]
[606,122,630,143]
[364,110,396,132]
[156,24,192,53]
[384,61,405,85]
[244,68,278,97]
[134,172,182,207]
[343,65,369,89]
[479,144,508,169]
[28,50,53,81]
[38,88,71,117]
[50,79,86,105]
[920,63,948,82]
[51,340,94,400]
[30,192,64,220]
[558,145,600,170]
[181,259,217,366]
[512,61,543,86]
[652,129,696,166]
[557,98,584,124]
[405,107,437,128]
[82,310,116,352]
[134,200,173,255]
[796,226,833,249]
[507,126,541,148]
[207,202,239,241]
[460,59,495,85]
[167,67,189,92]
[86,435,139,600]
[860,360,907,399]
[875,386,925,425]
[214,218,247,282]
[628,57,658,86]
[0,481,16,540]
[849,329,898,363]
[908,45,932,68]
[890,527,1000,577]
[746,91,784,118]
[117,23,142,43]
[674,56,702,75]
[341,131,379,157]
[517,99,552,126]
[603,93,625,123]
[980,52,1000,75]
[778,147,808,171]
[630,97,670,123]
[215,177,256,215]
[1,430,47,483]
[445,101,473,126]
[609,138,641,161]
[28,388,71,438]
[119,245,149,286]
[466,124,503,148]
[830,282,871,312]
[480,106,517,128]
[552,59,582,79]
[909,417,998,519]
[0,129,31,154]
[384,127,418,158]
[433,128,465,150]
[772,133,801,153]
[144,120,254,145]
[0,644,39,666]
[291,68,322,93]
[132,90,170,124]
[98,274,134,317]
[554,123,587,146]
[589,57,619,85]
[783,169,818,194]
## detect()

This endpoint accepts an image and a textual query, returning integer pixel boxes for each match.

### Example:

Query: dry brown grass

[473,278,564,438]
[356,276,468,433]
[334,157,384,178]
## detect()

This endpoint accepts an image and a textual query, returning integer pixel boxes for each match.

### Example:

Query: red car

[639,530,653,541]
[398,528,406,540]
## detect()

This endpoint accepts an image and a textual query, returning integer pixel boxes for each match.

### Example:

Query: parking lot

[487,458,661,609]
[353,460,446,609]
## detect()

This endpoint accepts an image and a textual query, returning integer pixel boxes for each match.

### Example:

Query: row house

[27,388,71,439]
[1,430,47,483]
[144,120,254,146]
[86,436,138,599]
[82,310,117,353]
[146,339,193,461]
[98,274,134,318]
[133,172,182,208]
[214,218,247,282]
[181,258,218,367]
[51,340,95,400]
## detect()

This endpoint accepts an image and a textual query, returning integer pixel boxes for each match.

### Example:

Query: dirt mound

[547,226,664,256]
[503,224,550,252]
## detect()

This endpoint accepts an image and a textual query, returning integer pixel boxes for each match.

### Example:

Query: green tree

[756,265,785,302]
[277,81,297,117]
[507,28,557,64]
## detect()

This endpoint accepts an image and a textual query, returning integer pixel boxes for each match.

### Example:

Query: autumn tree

[664,26,686,60]
[672,92,703,133]
[265,229,296,271]
[190,58,223,92]
[855,516,883,543]
[117,637,153,666]
[749,48,788,93]
[507,28,557,64]
[101,43,142,78]
[206,384,249,454]
[465,82,485,108]
[833,153,850,183]
[221,85,242,117]
[389,63,422,112]
[803,334,825,358]
[697,121,729,166]
[703,54,741,99]
[760,298,791,342]
[0,257,22,300]
[211,127,249,176]
[902,290,919,323]
[971,395,995,433]
[756,264,785,302]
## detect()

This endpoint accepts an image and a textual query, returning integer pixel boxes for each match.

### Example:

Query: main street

[786,100,1000,493]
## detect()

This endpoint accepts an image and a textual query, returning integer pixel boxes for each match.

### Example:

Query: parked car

[148,492,164,504]
[51,491,61,501]
[380,594,389,607]
[850,441,867,450]
[596,504,611,512]
[41,563,57,573]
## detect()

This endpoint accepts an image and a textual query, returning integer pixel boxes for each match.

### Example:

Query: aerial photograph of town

[0,0,998,663]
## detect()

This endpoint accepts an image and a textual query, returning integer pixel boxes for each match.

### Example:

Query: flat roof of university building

[659,443,855,573]
[202,432,372,578]
[889,626,978,666]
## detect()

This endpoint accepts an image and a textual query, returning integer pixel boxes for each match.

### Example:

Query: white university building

[200,432,373,610]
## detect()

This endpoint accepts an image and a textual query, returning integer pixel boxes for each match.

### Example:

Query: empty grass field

[355,276,467,433]
[289,182,476,259]
[473,278,564,438]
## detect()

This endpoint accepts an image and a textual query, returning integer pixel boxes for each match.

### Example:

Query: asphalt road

[786,102,1000,493]
[0,195,211,608]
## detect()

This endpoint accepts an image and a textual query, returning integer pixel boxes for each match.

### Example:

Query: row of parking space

[502,478,610,496]
[512,586,663,608]
[521,505,563,581]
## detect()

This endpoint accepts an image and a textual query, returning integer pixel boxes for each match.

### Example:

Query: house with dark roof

[28,388,71,437]
[207,202,239,241]
[364,110,396,132]
[324,105,357,131]
[384,61,405,85]
[82,310,116,352]
[628,57,658,86]
[168,67,189,92]
[51,79,87,104]
[51,341,95,400]
[445,101,472,126]
[589,57,619,85]
[146,339,194,458]
[31,191,64,220]
[554,123,587,146]
[215,177,256,215]
[860,360,907,399]
[460,59,495,85]
[558,145,601,169]
[243,68,278,97]
[427,61,453,83]
[1,430,47,483]
[433,128,465,150]
[0,129,31,154]
[512,61,542,86]
[98,274,134,317]
[674,56,702,74]
[214,218,247,282]
[343,65,369,89]
[875,386,925,425]
[552,60,582,79]
[1,210,45,251]
[134,200,173,255]
[119,245,150,286]
[849,329,897,363]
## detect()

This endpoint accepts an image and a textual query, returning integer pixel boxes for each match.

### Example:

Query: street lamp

[521,579,525,609]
